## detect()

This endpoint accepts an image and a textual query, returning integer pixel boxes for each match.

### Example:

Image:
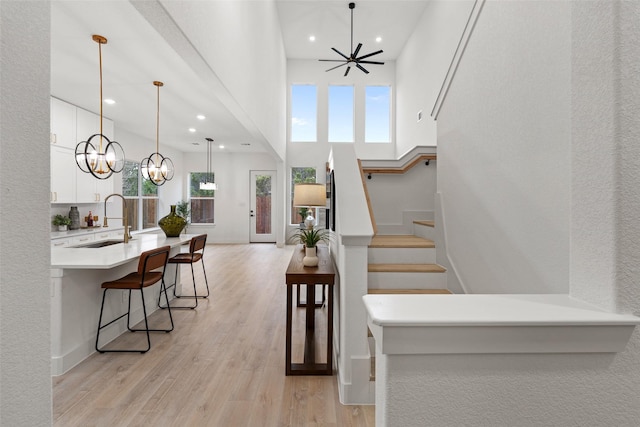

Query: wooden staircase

[366,221,450,381]
[359,152,449,382]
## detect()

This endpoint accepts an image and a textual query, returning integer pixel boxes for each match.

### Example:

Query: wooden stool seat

[159,234,209,310]
[96,245,173,354]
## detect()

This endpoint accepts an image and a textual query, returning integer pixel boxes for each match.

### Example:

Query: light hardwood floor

[53,243,375,426]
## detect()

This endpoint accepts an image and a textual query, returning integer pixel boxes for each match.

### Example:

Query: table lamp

[293,183,327,229]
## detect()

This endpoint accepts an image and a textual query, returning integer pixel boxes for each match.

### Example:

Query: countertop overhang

[363,294,640,355]
[51,233,193,269]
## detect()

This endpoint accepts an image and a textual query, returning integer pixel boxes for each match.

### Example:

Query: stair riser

[368,247,436,264]
[367,272,447,289]
[413,224,435,240]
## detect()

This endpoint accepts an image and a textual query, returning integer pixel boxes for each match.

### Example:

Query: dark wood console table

[285,244,335,375]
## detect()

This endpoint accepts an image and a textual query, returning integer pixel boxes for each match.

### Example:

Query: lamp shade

[293,183,326,208]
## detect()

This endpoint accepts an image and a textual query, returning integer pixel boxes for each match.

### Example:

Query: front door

[250,170,276,243]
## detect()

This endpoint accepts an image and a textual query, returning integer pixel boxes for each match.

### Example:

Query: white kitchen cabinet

[50,97,76,148]
[51,98,117,204]
[70,234,95,246]
[50,146,76,204]
[51,238,71,248]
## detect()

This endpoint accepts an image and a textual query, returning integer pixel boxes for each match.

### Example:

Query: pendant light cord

[98,40,104,152]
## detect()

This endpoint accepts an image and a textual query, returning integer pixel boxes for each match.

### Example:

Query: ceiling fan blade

[319,59,348,62]
[344,66,351,77]
[353,43,362,58]
[325,62,348,72]
[355,63,369,74]
[356,50,383,61]
[358,60,385,65]
[331,47,350,61]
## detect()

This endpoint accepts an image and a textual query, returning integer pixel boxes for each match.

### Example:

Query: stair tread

[367,288,451,294]
[368,263,447,273]
[413,220,435,227]
[370,235,434,248]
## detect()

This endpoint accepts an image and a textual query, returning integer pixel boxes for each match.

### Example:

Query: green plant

[298,208,308,223]
[175,200,190,222]
[52,214,71,226]
[291,227,331,248]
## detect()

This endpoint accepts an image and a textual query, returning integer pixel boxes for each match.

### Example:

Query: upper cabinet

[51,98,115,204]
[50,97,76,148]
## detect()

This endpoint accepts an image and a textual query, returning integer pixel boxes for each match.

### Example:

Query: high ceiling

[50,1,429,154]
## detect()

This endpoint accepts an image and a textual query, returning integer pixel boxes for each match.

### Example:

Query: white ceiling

[51,1,429,154]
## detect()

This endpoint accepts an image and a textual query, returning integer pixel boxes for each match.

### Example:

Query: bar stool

[96,245,173,354]
[158,234,209,310]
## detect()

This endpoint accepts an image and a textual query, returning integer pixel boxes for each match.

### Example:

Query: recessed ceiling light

[375,36,382,43]
[196,114,205,120]
[219,144,224,149]
[309,35,316,42]
[188,128,196,133]
[104,99,116,105]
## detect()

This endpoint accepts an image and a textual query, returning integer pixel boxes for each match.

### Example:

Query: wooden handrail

[358,159,378,235]
[361,154,436,175]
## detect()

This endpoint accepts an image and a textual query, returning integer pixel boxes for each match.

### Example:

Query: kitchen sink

[69,239,126,248]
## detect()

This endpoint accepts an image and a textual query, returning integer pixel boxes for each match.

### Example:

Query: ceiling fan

[319,2,384,76]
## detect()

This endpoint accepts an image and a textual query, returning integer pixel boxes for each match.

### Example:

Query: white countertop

[363,294,640,327]
[51,233,193,269]
[50,226,124,240]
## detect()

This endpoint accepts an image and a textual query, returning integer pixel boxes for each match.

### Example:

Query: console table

[285,244,335,375]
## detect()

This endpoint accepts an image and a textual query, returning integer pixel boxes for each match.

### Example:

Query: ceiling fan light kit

[319,2,384,76]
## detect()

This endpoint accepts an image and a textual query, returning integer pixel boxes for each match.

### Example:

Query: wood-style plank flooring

[53,243,375,426]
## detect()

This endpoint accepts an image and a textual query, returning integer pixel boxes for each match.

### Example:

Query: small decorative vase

[158,205,187,237]
[68,206,80,230]
[303,246,319,267]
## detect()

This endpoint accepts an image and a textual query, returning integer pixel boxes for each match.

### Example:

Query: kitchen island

[51,233,194,375]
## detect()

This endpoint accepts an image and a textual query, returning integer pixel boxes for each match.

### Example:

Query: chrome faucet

[103,193,130,243]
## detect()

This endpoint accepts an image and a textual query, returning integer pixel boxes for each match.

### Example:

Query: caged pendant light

[75,35,125,179]
[199,137,218,191]
[141,81,174,186]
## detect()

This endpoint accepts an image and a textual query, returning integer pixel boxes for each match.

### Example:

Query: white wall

[156,0,288,161]
[395,0,474,157]
[365,162,436,233]
[381,1,640,425]
[182,151,278,244]
[437,0,571,294]
[287,59,396,162]
[0,2,52,425]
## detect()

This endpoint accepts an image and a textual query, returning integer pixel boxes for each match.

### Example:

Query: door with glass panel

[250,170,276,243]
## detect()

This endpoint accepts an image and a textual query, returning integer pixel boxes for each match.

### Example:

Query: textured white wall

[0,1,52,424]
[395,0,474,157]
[437,0,572,294]
[382,1,640,425]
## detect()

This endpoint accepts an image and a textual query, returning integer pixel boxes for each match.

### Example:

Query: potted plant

[175,200,190,234]
[52,214,72,231]
[291,227,331,267]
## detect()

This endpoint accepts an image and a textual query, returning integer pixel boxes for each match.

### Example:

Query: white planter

[303,246,319,267]
[57,225,68,231]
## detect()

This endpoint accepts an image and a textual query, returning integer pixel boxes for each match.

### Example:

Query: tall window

[291,167,316,225]
[291,84,317,142]
[328,85,354,142]
[122,160,158,231]
[365,85,391,143]
[189,173,215,224]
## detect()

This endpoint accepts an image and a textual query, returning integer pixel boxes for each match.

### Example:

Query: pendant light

[141,81,174,186]
[75,35,125,180]
[199,137,218,190]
